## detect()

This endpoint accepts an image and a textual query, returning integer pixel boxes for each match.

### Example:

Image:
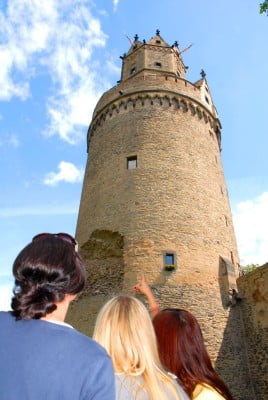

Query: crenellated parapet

[88,90,221,150]
[93,73,218,119]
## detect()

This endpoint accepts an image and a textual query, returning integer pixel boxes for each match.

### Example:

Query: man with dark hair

[0,233,115,400]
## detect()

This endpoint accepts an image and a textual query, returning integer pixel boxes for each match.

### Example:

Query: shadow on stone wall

[235,265,268,400]
[79,229,125,296]
[67,229,125,336]
[216,257,257,400]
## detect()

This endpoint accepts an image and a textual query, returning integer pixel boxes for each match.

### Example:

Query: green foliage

[260,1,268,15]
[241,263,259,274]
[164,264,176,271]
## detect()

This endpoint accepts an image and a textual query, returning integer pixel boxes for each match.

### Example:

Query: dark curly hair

[11,235,86,320]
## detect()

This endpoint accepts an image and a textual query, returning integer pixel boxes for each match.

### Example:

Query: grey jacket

[115,374,190,400]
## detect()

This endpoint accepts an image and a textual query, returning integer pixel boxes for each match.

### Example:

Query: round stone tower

[69,32,241,389]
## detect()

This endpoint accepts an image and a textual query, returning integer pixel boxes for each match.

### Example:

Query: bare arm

[132,273,160,318]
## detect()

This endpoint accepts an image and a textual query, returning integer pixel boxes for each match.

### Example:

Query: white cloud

[0,1,53,100]
[9,134,20,148]
[0,277,13,311]
[0,286,12,311]
[43,161,84,186]
[106,59,121,75]
[0,0,109,143]
[233,191,268,266]
[0,204,78,217]
[0,133,20,148]
[113,0,120,12]
[98,9,109,17]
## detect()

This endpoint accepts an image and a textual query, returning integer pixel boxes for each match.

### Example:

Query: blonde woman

[93,295,189,400]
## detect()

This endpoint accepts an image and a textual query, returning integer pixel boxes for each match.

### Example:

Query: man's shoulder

[65,326,108,357]
[42,321,109,360]
[0,311,14,324]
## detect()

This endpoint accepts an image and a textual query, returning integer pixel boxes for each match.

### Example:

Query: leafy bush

[164,264,176,271]
[241,263,259,275]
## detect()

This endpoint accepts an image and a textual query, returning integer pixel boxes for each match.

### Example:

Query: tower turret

[120,31,186,82]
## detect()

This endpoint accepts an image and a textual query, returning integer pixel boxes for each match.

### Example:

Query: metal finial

[200,69,206,78]
[134,34,139,42]
[156,29,160,36]
[173,41,179,47]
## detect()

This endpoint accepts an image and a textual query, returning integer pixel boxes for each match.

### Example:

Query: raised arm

[132,273,160,318]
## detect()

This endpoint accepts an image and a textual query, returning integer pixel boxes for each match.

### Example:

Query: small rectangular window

[127,156,137,169]
[165,253,174,265]
[155,62,162,67]
[156,40,161,44]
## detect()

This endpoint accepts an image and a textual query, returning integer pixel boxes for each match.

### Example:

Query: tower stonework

[68,33,253,399]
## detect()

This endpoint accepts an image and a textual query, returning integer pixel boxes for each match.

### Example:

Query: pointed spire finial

[156,29,160,36]
[134,34,139,42]
[200,69,206,78]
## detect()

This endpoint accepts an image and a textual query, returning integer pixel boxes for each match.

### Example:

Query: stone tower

[69,31,245,397]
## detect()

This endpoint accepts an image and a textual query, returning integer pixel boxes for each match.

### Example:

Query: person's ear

[65,294,77,302]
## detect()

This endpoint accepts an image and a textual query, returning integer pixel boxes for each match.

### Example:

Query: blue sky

[0,0,267,310]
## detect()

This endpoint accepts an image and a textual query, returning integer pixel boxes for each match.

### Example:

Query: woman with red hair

[133,274,234,400]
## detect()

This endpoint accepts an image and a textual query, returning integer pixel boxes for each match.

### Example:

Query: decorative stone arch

[162,95,171,107]
[135,96,144,107]
[143,95,152,107]
[208,118,214,129]
[196,107,202,119]
[111,104,117,115]
[125,98,132,109]
[171,96,179,109]
[152,95,162,106]
[189,103,196,116]
[180,99,188,112]
[203,111,208,123]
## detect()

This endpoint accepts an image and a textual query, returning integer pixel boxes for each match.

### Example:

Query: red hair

[153,309,234,400]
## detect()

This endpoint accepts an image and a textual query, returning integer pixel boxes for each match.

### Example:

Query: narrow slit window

[127,156,137,169]
[130,66,136,75]
[165,253,175,265]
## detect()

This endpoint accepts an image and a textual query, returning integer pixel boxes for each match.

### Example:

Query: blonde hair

[93,296,181,400]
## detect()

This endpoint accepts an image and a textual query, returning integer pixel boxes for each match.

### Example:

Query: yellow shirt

[193,383,226,400]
